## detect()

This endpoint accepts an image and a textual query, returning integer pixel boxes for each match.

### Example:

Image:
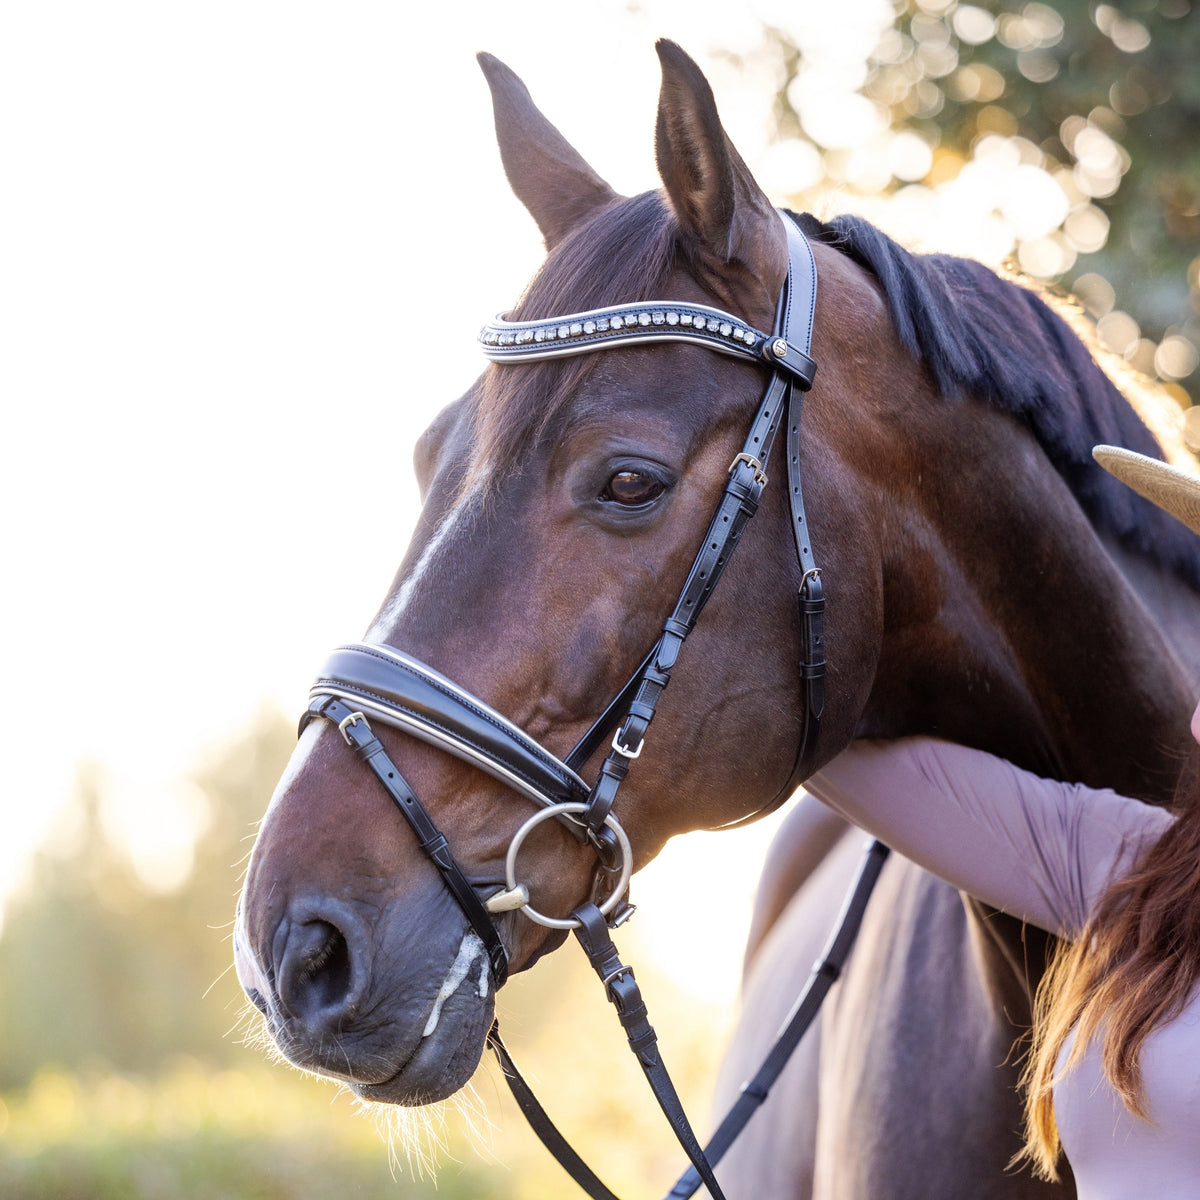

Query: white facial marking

[367,479,486,642]
[233,913,269,996]
[264,720,325,821]
[234,720,326,968]
[422,930,486,1039]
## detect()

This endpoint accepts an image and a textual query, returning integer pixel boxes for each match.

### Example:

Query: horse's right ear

[478,53,619,250]
[653,40,785,316]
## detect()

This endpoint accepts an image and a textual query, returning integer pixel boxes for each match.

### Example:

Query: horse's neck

[857,432,1195,804]
[1102,532,1200,689]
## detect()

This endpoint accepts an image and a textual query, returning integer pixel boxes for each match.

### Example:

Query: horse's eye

[602,470,666,507]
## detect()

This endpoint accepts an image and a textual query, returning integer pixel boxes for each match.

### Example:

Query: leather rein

[299,211,887,1199]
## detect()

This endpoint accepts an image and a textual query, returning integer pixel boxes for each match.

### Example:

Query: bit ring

[504,802,633,929]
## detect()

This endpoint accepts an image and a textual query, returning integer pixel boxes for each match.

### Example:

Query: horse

[234,40,1200,1199]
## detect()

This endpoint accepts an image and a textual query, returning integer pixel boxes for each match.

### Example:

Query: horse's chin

[349,989,495,1106]
[263,983,495,1105]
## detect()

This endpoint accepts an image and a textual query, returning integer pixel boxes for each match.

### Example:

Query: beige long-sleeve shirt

[808,739,1195,1200]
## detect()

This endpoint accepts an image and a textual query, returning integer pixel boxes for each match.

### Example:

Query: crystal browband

[479,298,816,387]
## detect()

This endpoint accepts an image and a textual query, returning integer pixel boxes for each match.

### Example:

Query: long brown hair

[1019,755,1200,1178]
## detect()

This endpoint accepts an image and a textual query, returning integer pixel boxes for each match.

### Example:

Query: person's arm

[806,739,1174,938]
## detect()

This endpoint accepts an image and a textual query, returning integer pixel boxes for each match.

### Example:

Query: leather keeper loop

[816,958,841,983]
[726,473,761,506]
[584,770,621,833]
[654,633,683,673]
[588,824,624,873]
[760,337,817,387]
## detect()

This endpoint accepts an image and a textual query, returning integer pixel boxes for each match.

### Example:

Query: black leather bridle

[299,211,887,1200]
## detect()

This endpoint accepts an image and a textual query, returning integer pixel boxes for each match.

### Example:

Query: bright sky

[7,0,1097,1002]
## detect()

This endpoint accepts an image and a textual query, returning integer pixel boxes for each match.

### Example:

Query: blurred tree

[744,0,1199,404]
[0,710,293,1088]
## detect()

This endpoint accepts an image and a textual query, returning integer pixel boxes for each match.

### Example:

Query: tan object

[1093,444,1200,537]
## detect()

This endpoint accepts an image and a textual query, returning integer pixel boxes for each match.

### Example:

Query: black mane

[798,211,1200,591]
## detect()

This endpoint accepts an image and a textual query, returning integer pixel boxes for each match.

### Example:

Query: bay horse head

[235,37,1199,1137]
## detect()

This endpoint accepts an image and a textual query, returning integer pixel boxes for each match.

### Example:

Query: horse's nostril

[278,918,355,1028]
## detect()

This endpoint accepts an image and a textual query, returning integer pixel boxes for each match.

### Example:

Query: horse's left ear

[654,40,786,313]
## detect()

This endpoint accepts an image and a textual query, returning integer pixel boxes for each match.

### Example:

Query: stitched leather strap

[308,643,591,822]
[488,1024,624,1200]
[781,212,825,783]
[578,211,822,834]
[306,695,510,986]
[488,841,890,1200]
[578,381,786,836]
[572,903,728,1200]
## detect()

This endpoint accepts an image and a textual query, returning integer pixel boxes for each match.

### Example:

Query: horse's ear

[654,40,785,308]
[478,53,619,249]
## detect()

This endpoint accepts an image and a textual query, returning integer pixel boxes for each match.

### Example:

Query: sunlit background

[3,0,1198,1196]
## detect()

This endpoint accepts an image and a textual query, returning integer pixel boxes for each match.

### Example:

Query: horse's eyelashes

[601,470,667,507]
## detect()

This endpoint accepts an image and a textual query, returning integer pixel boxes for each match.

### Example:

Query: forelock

[465,191,680,488]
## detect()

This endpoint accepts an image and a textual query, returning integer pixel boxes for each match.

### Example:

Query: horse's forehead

[478,331,748,447]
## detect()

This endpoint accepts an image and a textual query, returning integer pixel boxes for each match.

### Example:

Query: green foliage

[751,0,1200,403]
[0,709,294,1088]
[0,1062,501,1200]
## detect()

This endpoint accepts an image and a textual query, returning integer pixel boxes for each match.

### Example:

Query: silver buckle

[611,728,644,760]
[338,710,367,744]
[728,452,767,486]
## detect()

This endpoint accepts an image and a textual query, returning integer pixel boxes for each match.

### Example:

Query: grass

[0,1059,504,1200]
